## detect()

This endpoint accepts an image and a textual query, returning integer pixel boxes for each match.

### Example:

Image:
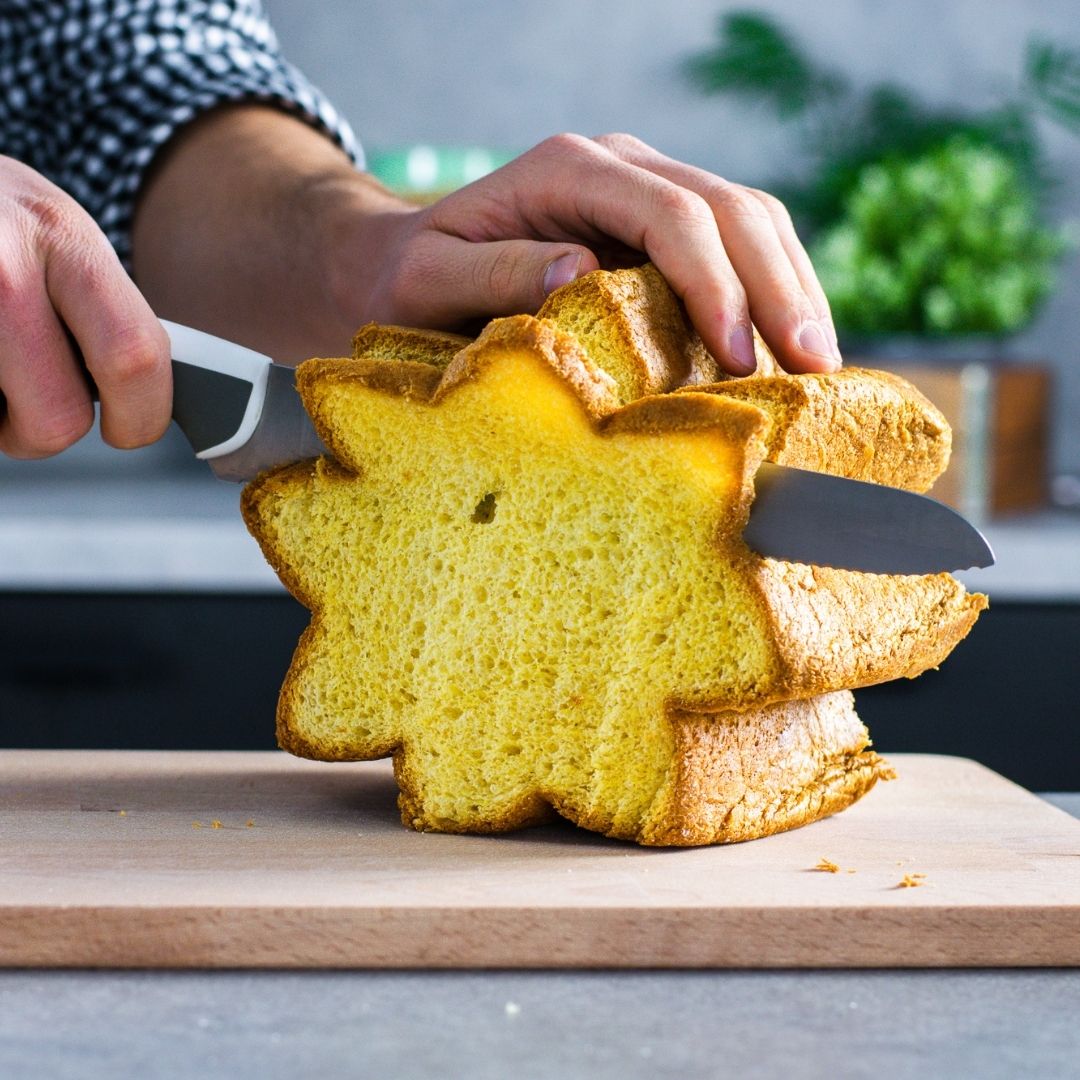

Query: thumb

[418,236,599,322]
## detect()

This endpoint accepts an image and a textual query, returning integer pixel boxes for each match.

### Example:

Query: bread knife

[164,320,994,576]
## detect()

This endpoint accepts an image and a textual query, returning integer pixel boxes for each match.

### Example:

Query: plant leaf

[683,11,846,119]
[1026,39,1080,133]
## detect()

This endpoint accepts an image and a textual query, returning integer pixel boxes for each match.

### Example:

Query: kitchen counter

[1,794,1077,1079]
[0,477,277,593]
[3,475,1080,599]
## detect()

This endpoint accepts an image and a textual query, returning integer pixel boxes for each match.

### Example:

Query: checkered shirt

[0,0,361,266]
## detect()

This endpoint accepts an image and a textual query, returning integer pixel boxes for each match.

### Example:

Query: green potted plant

[812,137,1065,348]
[684,12,1077,350]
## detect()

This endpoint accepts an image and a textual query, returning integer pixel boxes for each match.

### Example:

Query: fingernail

[824,319,842,361]
[543,253,582,295]
[825,319,839,350]
[798,321,841,369]
[729,325,758,375]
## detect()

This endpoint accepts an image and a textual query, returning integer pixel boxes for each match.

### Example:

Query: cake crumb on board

[813,858,856,874]
[897,873,928,888]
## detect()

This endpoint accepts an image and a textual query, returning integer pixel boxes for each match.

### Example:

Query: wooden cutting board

[2,750,1078,968]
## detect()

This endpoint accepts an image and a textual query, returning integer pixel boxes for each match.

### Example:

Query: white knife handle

[162,319,272,460]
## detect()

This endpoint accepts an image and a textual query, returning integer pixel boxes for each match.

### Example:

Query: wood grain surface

[1,751,1078,968]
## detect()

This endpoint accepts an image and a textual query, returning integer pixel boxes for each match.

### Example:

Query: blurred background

[2,1,1078,788]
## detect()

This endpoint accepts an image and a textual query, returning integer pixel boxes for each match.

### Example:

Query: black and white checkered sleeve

[0,0,361,267]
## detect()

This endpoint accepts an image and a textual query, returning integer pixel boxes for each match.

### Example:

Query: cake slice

[536,262,724,401]
[352,323,472,371]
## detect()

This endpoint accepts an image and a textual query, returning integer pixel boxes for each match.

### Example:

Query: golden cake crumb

[815,858,841,873]
[897,873,928,888]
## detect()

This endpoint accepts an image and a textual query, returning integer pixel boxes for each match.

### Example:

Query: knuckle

[475,246,520,307]
[383,239,439,318]
[19,404,94,459]
[653,184,712,227]
[593,132,647,157]
[765,281,817,320]
[40,414,94,455]
[792,295,822,324]
[103,327,169,388]
[535,132,595,160]
[13,187,117,291]
[712,182,772,225]
[745,186,793,225]
[15,189,83,246]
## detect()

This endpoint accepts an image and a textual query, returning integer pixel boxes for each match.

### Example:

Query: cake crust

[352,322,473,370]
[696,367,952,492]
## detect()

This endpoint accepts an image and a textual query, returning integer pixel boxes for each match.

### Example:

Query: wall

[265,0,1080,477]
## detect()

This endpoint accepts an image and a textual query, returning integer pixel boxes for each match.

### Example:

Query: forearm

[131,104,413,362]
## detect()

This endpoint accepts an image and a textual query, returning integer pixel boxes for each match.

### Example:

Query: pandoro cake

[242,266,986,846]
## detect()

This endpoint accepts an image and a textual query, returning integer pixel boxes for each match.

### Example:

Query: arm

[132,106,842,374]
[130,104,399,362]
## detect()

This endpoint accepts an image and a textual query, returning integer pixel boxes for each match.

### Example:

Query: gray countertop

[3,474,1080,599]
[2,795,1077,1079]
[3,967,1079,1080]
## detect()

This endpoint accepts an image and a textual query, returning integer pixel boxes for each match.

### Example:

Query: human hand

[0,156,171,458]
[340,133,842,376]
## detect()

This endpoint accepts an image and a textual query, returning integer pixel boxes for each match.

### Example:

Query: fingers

[0,276,94,458]
[377,228,600,327]
[493,133,757,374]
[46,231,172,449]
[0,158,171,458]
[743,185,837,339]
[592,134,841,374]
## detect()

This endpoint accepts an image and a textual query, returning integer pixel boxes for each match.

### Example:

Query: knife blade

[744,462,993,574]
[165,321,993,575]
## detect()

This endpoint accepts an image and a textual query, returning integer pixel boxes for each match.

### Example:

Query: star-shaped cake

[242,272,985,845]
